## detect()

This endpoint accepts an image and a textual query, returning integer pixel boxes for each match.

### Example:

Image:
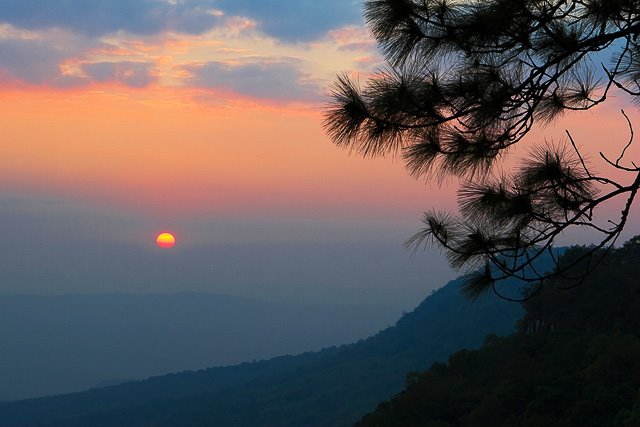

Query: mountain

[356,237,640,427]
[0,277,523,426]
[0,292,401,401]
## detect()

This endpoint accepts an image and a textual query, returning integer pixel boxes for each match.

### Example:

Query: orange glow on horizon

[0,87,437,218]
[156,232,176,248]
[4,83,634,222]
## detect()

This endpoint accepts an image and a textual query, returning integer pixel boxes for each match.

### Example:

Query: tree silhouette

[325,0,640,300]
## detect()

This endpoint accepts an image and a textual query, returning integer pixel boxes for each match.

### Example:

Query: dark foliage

[521,235,640,334]
[357,237,640,427]
[325,0,640,298]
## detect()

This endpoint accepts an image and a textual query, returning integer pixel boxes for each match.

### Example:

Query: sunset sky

[1,0,638,308]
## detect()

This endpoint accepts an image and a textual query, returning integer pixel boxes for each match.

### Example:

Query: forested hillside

[358,237,640,427]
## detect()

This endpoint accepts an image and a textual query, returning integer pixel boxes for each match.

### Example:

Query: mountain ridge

[0,276,524,426]
[0,291,400,400]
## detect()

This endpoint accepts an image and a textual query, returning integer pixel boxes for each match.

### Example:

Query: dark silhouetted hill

[357,237,640,427]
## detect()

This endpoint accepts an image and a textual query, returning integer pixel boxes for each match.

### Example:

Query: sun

[156,232,176,249]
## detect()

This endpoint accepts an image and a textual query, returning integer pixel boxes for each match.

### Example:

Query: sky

[1,0,638,309]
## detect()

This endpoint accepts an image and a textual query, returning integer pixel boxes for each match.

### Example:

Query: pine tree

[325,0,640,299]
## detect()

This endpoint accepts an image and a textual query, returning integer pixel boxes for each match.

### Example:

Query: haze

[1,0,639,404]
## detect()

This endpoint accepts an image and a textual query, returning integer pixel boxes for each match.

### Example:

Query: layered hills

[0,274,523,426]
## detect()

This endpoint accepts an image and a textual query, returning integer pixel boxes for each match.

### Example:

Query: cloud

[81,61,157,88]
[0,0,222,37]
[0,2,370,94]
[0,36,88,87]
[326,26,374,49]
[215,0,362,41]
[0,0,362,42]
[0,32,158,88]
[182,58,322,101]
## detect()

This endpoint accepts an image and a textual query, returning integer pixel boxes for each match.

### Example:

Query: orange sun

[156,232,176,249]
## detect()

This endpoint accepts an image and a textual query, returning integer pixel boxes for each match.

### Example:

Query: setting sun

[156,232,176,249]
